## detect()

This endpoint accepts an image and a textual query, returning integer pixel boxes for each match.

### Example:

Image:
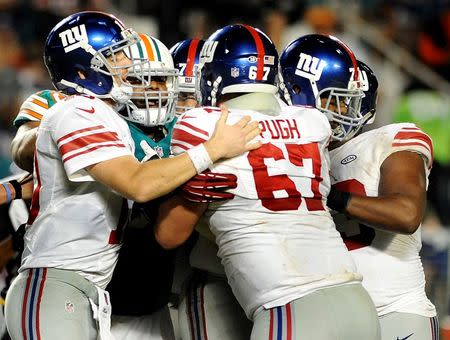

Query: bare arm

[0,173,33,205]
[10,121,40,172]
[155,194,207,249]
[87,105,261,203]
[88,153,201,202]
[345,151,427,234]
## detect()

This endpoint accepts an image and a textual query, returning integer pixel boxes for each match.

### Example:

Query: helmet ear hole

[292,84,301,95]
[76,69,88,80]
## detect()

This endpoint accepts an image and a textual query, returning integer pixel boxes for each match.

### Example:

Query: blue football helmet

[44,11,140,104]
[198,24,279,106]
[123,33,179,127]
[170,38,205,112]
[357,59,378,126]
[279,34,364,141]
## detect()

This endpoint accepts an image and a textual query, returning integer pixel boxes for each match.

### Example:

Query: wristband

[327,187,351,213]
[187,143,213,174]
[1,182,13,203]
[9,180,22,200]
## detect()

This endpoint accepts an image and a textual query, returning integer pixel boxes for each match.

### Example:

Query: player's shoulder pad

[282,104,331,138]
[172,108,214,152]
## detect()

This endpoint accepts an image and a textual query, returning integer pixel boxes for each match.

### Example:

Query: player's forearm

[129,154,199,202]
[0,173,33,204]
[89,152,205,203]
[345,194,424,234]
[155,194,207,249]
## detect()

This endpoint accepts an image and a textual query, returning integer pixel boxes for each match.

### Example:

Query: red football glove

[181,171,237,203]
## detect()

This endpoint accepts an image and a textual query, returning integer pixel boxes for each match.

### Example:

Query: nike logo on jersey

[76,106,95,114]
[340,154,357,164]
[397,333,413,340]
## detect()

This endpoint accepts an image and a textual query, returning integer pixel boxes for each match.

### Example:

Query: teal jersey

[127,118,177,161]
[14,90,65,127]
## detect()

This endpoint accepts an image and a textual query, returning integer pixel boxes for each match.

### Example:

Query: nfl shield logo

[230,67,240,78]
[154,146,164,158]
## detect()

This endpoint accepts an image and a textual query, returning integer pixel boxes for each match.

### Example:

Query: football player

[155,26,381,339]
[170,37,253,340]
[4,12,260,340]
[280,34,438,340]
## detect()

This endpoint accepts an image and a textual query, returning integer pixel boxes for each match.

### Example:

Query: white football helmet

[123,33,179,127]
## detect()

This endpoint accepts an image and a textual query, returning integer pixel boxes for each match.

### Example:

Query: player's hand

[327,186,352,213]
[180,170,237,203]
[205,105,262,161]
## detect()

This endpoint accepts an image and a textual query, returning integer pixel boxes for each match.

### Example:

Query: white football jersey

[172,105,361,319]
[330,123,436,317]
[20,95,135,289]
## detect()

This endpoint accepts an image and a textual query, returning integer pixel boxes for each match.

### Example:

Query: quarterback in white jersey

[22,95,135,287]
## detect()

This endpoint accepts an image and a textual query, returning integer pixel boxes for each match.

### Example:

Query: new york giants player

[170,37,253,340]
[4,12,261,340]
[155,25,381,339]
[280,35,438,340]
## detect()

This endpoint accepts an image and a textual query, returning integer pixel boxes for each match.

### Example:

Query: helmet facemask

[175,64,200,114]
[83,28,141,104]
[316,85,364,141]
[120,34,179,127]
[123,64,179,127]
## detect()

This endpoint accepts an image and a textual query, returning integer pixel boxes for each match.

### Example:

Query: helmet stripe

[149,36,162,62]
[186,39,200,77]
[330,35,359,81]
[136,37,145,59]
[242,24,264,80]
[139,33,155,61]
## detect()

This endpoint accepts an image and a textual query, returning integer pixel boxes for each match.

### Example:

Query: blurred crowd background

[0,0,450,336]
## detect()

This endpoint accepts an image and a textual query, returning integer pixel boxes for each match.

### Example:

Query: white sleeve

[52,108,133,181]
[381,124,433,172]
[171,109,212,155]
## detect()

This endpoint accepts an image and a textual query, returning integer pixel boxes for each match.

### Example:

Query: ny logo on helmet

[59,24,89,53]
[295,53,326,81]
[200,41,218,64]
